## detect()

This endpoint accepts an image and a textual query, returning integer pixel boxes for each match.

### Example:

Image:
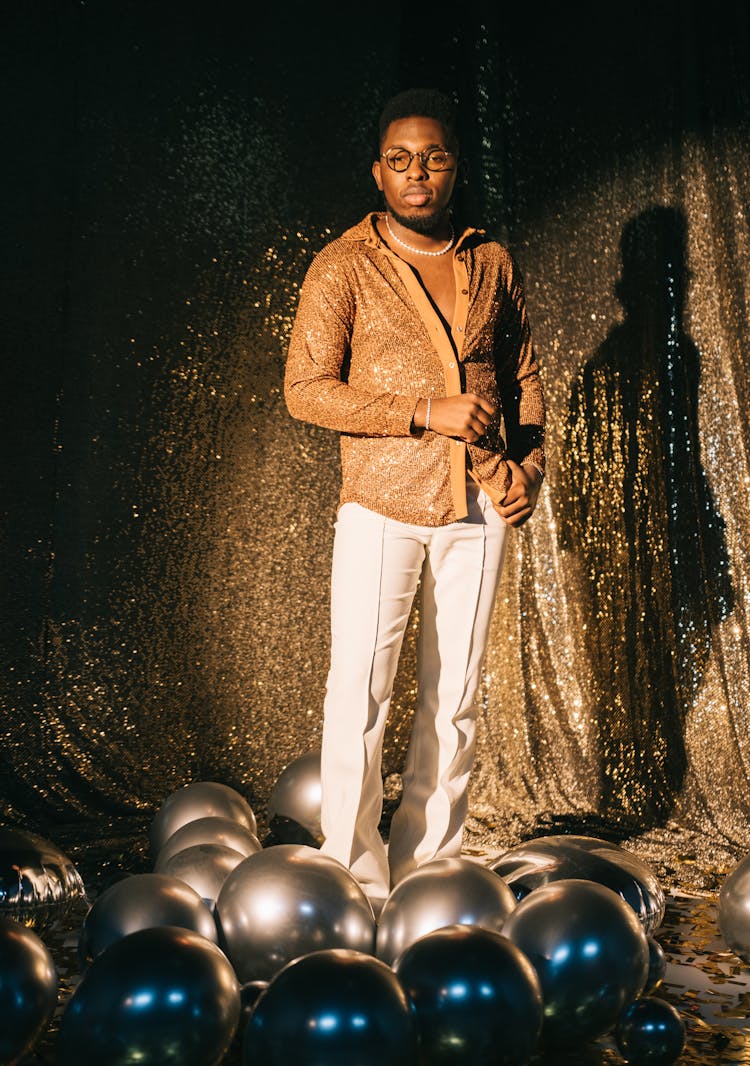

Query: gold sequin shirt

[284,213,545,525]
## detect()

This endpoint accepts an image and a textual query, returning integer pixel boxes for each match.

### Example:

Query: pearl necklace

[385,214,455,257]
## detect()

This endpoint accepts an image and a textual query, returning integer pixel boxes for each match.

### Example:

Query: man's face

[372,116,458,235]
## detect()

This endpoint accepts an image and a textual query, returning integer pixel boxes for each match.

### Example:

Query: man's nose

[405,154,428,178]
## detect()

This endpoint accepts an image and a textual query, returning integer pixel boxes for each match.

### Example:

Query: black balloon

[645,935,667,993]
[395,924,543,1066]
[243,949,418,1066]
[58,925,241,1066]
[0,917,58,1065]
[615,996,686,1065]
[502,878,649,1047]
[0,826,85,930]
[79,872,217,963]
[491,835,665,932]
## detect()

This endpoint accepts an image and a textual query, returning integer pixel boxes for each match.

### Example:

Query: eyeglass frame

[380,145,458,173]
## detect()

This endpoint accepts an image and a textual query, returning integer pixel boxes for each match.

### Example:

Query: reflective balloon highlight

[491,835,665,932]
[0,917,58,1065]
[719,853,750,962]
[156,816,261,867]
[645,935,667,993]
[0,826,85,931]
[216,845,375,983]
[58,926,241,1066]
[79,872,217,963]
[502,878,649,1046]
[151,781,257,853]
[395,924,543,1065]
[243,949,418,1066]
[615,996,686,1065]
[155,843,246,909]
[267,750,323,846]
[377,858,517,967]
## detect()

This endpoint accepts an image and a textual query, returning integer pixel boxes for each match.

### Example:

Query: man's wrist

[521,460,545,483]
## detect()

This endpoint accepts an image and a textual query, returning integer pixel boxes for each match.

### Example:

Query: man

[285,87,545,913]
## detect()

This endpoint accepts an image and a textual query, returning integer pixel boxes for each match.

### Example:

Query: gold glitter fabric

[4,3,750,898]
[284,212,545,525]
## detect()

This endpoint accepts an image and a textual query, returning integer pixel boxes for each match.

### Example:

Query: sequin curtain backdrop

[2,3,750,884]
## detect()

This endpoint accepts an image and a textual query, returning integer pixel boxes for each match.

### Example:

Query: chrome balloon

[395,924,543,1066]
[615,996,686,1065]
[150,781,257,853]
[0,917,58,1065]
[0,826,85,930]
[155,843,246,909]
[216,844,375,983]
[645,935,667,992]
[79,872,217,963]
[58,926,240,1066]
[719,853,750,962]
[156,815,261,866]
[376,857,517,967]
[502,878,649,1047]
[243,949,418,1066]
[267,749,322,845]
[491,834,665,932]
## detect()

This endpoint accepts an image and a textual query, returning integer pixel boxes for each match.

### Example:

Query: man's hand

[413,394,496,443]
[494,459,542,527]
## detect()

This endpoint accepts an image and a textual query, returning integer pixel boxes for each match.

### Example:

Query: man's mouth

[401,189,432,207]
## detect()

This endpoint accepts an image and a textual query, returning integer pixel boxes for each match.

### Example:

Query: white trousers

[320,479,509,903]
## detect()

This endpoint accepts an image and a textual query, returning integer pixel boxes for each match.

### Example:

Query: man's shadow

[559,205,734,829]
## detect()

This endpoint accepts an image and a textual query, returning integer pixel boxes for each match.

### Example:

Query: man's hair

[378,88,459,149]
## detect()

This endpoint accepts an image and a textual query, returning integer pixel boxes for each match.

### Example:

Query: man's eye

[388,149,411,170]
[426,150,449,168]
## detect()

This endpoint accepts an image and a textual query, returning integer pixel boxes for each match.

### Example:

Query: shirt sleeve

[284,249,418,437]
[495,258,546,473]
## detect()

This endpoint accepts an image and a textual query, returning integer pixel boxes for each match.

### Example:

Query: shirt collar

[342,212,485,253]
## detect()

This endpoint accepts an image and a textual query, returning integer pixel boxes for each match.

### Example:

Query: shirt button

[455,325,463,332]
[461,288,468,294]
[456,253,464,261]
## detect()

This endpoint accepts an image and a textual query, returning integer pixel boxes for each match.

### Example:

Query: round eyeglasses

[381,146,457,172]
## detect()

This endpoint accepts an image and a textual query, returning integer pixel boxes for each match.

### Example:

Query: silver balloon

[150,781,257,853]
[79,872,217,963]
[155,844,246,909]
[243,949,418,1066]
[0,917,58,1065]
[491,834,665,932]
[376,858,517,967]
[157,815,261,866]
[215,844,376,983]
[719,853,750,962]
[0,826,85,930]
[502,878,649,1047]
[58,926,240,1066]
[267,750,322,845]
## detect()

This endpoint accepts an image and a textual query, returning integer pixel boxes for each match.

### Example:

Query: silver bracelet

[425,397,431,431]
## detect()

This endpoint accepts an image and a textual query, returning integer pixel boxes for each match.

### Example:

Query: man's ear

[372,159,383,191]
